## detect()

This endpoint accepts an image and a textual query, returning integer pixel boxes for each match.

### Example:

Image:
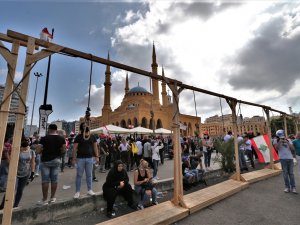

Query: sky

[0,0,300,127]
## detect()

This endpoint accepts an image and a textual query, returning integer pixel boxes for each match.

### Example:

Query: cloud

[227,5,300,94]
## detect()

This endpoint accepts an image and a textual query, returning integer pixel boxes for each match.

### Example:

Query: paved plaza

[0,153,221,209]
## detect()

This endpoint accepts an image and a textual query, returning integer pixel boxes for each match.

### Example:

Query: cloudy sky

[1,0,299,127]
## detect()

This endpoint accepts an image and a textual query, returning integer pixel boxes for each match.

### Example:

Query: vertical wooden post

[263,107,275,170]
[0,41,20,163]
[2,37,35,225]
[226,98,241,181]
[170,82,186,208]
[283,114,288,136]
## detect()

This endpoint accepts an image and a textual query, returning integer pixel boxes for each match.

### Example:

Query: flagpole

[38,28,54,136]
[43,28,54,106]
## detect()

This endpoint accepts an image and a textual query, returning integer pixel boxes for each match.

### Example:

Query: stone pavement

[0,152,221,209]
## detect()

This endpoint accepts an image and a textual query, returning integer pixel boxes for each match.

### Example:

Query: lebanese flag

[251,135,279,163]
[40,27,53,42]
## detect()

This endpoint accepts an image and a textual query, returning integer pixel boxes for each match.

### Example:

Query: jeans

[134,185,157,205]
[0,160,9,190]
[76,157,93,192]
[153,159,159,178]
[41,158,60,183]
[0,175,29,209]
[280,159,296,189]
[204,151,212,167]
[239,150,247,170]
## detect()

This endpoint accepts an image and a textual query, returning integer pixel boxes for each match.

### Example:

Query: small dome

[128,86,149,93]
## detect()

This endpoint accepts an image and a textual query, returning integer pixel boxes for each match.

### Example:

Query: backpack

[132,143,138,155]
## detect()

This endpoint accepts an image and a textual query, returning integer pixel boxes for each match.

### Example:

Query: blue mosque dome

[128,86,149,93]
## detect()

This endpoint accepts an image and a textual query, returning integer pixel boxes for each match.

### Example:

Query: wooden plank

[241,169,281,183]
[96,201,189,225]
[0,41,20,165]
[183,180,249,214]
[1,37,35,225]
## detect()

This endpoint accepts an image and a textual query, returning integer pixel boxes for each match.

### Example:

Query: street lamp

[29,72,43,136]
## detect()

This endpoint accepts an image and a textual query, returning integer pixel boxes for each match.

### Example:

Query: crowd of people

[1,122,299,218]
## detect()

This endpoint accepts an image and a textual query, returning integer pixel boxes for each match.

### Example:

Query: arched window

[116,122,119,126]
[156,119,163,129]
[141,117,147,128]
[133,117,138,127]
[149,118,154,130]
[120,120,126,128]
[127,119,132,126]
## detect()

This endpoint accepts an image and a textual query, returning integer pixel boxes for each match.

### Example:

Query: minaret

[151,43,159,104]
[161,66,168,107]
[102,52,112,125]
[125,73,129,94]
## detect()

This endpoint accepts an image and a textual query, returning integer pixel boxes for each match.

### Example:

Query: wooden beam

[1,37,35,225]
[27,45,65,65]
[6,30,293,120]
[0,33,38,49]
[226,98,241,181]
[170,82,186,207]
[0,41,20,166]
[283,114,288,136]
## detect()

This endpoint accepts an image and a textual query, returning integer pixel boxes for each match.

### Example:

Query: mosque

[85,45,201,137]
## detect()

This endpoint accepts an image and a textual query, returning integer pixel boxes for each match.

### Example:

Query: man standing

[292,132,300,178]
[275,129,297,194]
[37,124,66,205]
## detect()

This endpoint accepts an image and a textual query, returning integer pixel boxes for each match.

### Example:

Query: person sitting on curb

[102,160,138,218]
[133,159,158,209]
[182,155,199,190]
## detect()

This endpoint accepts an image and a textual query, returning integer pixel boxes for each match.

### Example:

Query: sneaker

[137,204,144,210]
[49,198,56,203]
[37,200,48,206]
[291,188,298,194]
[93,178,99,182]
[74,192,80,199]
[106,211,116,218]
[35,173,39,177]
[152,201,158,205]
[87,190,95,196]
[284,188,290,193]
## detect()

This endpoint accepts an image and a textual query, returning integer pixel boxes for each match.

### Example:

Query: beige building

[201,114,267,137]
[83,45,200,136]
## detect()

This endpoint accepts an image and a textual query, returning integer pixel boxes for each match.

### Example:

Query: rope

[193,90,197,117]
[83,55,93,140]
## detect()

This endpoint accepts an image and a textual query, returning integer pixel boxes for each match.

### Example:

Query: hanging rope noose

[83,56,93,140]
[193,90,197,117]
[219,97,225,133]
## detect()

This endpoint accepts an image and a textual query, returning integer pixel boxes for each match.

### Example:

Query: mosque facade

[84,45,201,137]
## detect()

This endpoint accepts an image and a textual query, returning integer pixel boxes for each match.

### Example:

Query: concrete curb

[1,169,224,225]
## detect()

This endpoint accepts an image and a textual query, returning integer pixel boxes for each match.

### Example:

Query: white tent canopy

[90,124,130,134]
[129,126,153,134]
[155,128,172,134]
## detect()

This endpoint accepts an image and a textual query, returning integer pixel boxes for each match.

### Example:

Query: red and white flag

[251,134,279,163]
[40,27,53,42]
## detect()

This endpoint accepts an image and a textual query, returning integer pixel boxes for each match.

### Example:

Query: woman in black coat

[102,160,137,218]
